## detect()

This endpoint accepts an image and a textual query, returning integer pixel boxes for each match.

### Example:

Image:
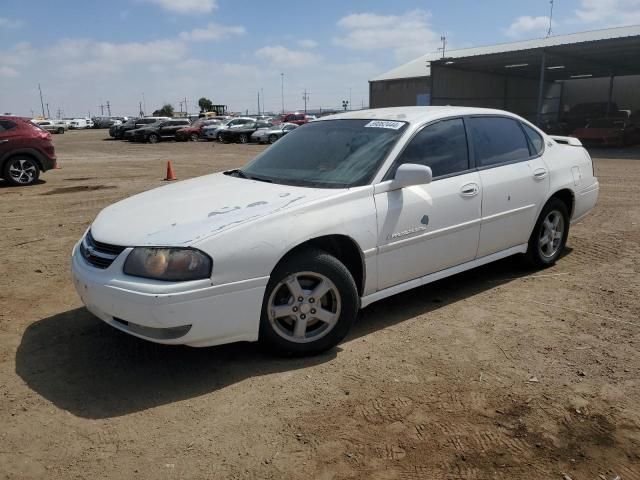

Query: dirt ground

[1,129,639,479]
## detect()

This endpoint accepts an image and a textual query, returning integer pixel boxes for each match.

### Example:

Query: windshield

[240,119,407,188]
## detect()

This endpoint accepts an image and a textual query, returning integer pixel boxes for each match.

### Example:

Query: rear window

[522,123,544,156]
[467,117,530,167]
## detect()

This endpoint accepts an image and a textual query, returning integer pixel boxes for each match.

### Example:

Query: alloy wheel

[8,158,38,185]
[539,210,565,258]
[267,271,341,344]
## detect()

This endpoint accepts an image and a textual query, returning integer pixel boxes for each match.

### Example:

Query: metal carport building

[370,25,640,126]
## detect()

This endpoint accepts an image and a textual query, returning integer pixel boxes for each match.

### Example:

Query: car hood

[90,172,342,247]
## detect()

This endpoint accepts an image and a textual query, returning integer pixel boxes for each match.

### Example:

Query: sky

[1,0,639,117]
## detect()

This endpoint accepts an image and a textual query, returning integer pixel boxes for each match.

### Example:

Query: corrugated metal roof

[370,24,640,82]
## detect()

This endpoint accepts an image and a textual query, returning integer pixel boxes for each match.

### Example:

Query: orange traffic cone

[164,160,177,181]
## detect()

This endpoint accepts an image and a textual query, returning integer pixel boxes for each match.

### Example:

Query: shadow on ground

[16,254,546,419]
[587,145,640,160]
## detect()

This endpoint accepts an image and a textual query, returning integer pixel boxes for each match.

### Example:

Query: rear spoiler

[549,135,583,146]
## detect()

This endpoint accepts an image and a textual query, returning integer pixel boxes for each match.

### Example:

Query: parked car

[251,122,298,144]
[275,112,313,126]
[129,119,191,143]
[548,102,621,135]
[571,117,640,146]
[34,119,66,134]
[219,121,273,143]
[175,119,222,142]
[0,116,57,186]
[93,116,125,129]
[202,117,255,141]
[71,107,598,355]
[69,118,89,129]
[111,117,169,139]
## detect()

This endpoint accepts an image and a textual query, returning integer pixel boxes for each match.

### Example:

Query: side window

[0,120,17,132]
[522,123,544,156]
[295,114,305,121]
[395,118,469,178]
[467,117,530,167]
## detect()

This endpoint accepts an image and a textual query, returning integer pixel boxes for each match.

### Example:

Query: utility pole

[38,83,45,118]
[184,97,188,115]
[349,88,352,110]
[547,0,555,37]
[46,103,50,118]
[302,89,310,114]
[281,73,285,114]
[257,90,261,115]
[139,102,143,117]
[106,101,111,116]
[98,104,105,115]
[261,88,265,114]
[57,107,62,119]
[142,92,146,116]
[438,35,447,58]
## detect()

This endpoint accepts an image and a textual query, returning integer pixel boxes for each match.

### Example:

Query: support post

[536,51,547,126]
[606,75,615,117]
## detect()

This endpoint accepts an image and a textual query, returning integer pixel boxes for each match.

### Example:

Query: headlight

[123,247,212,281]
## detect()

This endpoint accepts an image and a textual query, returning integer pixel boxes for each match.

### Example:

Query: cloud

[0,66,19,78]
[505,16,552,38]
[179,23,245,42]
[142,0,217,14]
[573,0,640,26]
[298,39,318,49]
[0,17,23,29]
[334,10,441,62]
[255,45,321,67]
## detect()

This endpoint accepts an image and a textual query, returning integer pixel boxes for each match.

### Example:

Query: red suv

[0,116,57,186]
[278,112,312,126]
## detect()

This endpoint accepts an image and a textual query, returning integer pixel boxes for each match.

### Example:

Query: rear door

[467,116,550,257]
[0,120,22,158]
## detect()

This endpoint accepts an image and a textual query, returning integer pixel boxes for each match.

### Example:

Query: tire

[268,134,278,144]
[259,248,359,356]
[525,197,570,268]
[57,128,65,134]
[239,134,249,144]
[190,133,199,142]
[3,156,40,186]
[148,133,160,144]
[217,132,223,142]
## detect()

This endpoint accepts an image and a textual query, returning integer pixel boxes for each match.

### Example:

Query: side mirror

[391,163,433,190]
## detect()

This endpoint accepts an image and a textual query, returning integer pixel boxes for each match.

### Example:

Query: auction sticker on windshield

[364,120,405,130]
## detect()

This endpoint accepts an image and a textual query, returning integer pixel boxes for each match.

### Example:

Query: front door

[374,118,482,290]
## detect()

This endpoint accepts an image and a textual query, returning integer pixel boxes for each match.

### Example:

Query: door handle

[460,183,480,197]
[533,168,548,180]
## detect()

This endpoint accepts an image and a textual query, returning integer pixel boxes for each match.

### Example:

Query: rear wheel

[268,134,278,144]
[4,157,40,186]
[148,133,160,144]
[259,248,358,356]
[526,198,569,267]
[217,132,224,142]
[57,128,65,134]
[239,133,249,144]
[190,133,199,142]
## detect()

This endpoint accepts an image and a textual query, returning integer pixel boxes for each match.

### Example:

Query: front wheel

[268,134,278,144]
[526,198,570,267]
[259,248,359,356]
[148,133,160,144]
[190,133,199,142]
[239,133,249,144]
[4,157,40,186]
[217,132,224,142]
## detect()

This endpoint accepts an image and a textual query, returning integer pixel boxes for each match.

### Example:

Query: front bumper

[71,243,268,347]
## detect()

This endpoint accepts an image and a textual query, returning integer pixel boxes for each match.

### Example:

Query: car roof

[317,106,521,125]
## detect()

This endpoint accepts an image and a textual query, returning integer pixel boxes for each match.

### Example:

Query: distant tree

[198,97,214,112]
[152,104,174,117]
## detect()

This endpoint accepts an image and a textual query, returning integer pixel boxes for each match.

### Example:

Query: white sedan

[71,107,599,355]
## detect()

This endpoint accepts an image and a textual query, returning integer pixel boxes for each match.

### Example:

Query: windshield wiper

[225,169,249,179]
[225,169,273,183]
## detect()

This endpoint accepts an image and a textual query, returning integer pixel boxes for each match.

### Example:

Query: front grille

[80,230,126,269]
